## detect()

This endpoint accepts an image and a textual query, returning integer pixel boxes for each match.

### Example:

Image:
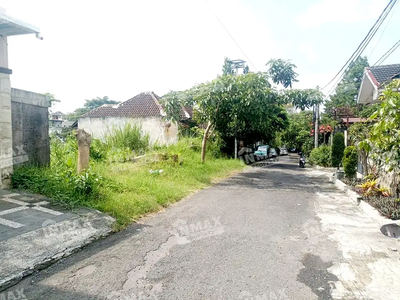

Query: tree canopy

[324,56,369,115]
[266,59,299,88]
[367,79,400,172]
[67,96,120,121]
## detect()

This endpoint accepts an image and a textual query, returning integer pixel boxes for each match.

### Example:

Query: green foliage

[12,136,243,227]
[358,103,380,118]
[162,72,289,161]
[364,197,400,220]
[67,96,120,121]
[367,80,400,173]
[222,57,234,75]
[356,180,391,197]
[349,122,371,175]
[277,111,313,153]
[332,133,345,168]
[324,56,369,114]
[342,146,358,178]
[11,166,106,207]
[280,88,324,111]
[104,123,150,155]
[309,145,332,167]
[266,59,299,88]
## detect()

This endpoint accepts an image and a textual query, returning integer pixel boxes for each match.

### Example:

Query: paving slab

[0,189,115,291]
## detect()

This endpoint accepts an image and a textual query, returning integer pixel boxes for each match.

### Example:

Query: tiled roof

[82,92,164,118]
[81,92,193,120]
[369,64,400,86]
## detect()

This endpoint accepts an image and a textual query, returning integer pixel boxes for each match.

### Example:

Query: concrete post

[0,34,13,188]
[76,129,91,173]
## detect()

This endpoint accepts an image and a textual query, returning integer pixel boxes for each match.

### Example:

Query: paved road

[3,157,399,299]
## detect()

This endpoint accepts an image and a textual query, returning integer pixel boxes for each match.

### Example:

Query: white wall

[78,117,178,145]
[0,35,12,188]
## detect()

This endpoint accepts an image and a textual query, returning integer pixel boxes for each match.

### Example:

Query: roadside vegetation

[12,126,243,228]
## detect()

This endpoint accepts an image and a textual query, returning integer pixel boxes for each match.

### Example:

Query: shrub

[309,145,332,167]
[342,146,358,178]
[332,133,345,168]
[356,180,391,197]
[104,123,150,155]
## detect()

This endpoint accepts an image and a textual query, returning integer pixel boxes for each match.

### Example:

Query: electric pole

[228,59,247,159]
[314,104,319,148]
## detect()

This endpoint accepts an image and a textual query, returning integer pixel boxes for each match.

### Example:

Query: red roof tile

[82,92,163,118]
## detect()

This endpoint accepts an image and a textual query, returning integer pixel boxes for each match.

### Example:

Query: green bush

[342,146,358,178]
[104,123,150,155]
[332,133,345,168]
[309,145,332,167]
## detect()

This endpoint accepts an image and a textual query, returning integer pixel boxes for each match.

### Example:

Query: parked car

[254,145,269,159]
[280,148,288,155]
[269,148,278,157]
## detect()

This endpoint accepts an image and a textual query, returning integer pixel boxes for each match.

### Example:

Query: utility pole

[229,59,247,159]
[314,104,319,148]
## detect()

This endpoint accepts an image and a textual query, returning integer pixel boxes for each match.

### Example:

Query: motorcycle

[298,152,306,168]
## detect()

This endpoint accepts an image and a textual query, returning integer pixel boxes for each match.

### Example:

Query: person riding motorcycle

[298,151,306,168]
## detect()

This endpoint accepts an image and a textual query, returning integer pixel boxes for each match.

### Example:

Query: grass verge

[12,137,244,229]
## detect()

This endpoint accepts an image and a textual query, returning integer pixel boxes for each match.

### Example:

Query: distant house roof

[81,92,192,120]
[368,64,400,86]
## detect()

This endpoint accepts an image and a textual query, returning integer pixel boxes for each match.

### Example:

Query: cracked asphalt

[3,156,400,299]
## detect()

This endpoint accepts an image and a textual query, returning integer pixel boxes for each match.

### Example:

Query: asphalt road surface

[1,157,366,299]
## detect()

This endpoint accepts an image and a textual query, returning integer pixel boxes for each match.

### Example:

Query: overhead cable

[321,0,397,94]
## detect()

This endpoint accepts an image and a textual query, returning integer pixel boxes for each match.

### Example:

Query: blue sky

[1,0,399,112]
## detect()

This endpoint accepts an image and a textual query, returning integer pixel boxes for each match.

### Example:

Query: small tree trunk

[361,150,368,176]
[76,129,92,173]
[201,122,212,163]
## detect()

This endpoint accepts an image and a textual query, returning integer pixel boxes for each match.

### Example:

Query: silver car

[279,148,288,155]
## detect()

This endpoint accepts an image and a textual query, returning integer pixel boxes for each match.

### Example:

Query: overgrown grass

[12,133,243,228]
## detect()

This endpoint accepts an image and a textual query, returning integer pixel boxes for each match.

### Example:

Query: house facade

[49,111,73,134]
[78,92,190,145]
[356,63,400,187]
[357,64,400,104]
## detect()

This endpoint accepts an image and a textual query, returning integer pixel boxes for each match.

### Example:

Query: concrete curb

[0,210,116,291]
[326,171,398,226]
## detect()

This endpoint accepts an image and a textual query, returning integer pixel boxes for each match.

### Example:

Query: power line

[374,38,400,65]
[321,0,397,93]
[203,0,257,71]
[369,0,399,59]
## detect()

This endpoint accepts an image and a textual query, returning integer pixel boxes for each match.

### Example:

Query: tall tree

[162,73,288,163]
[266,59,299,88]
[67,96,120,121]
[325,56,369,115]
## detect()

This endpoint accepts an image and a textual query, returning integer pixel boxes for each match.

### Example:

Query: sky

[1,0,400,113]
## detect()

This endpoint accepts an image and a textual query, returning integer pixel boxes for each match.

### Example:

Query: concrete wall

[0,35,12,188]
[78,117,178,145]
[11,88,50,169]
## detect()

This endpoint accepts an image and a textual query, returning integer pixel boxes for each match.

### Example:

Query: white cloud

[294,0,386,28]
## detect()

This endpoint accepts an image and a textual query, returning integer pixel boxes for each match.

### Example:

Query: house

[357,63,400,104]
[0,8,50,188]
[49,111,74,133]
[78,92,192,145]
[356,64,400,184]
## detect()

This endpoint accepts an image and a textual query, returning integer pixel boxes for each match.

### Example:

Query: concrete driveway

[2,157,399,299]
